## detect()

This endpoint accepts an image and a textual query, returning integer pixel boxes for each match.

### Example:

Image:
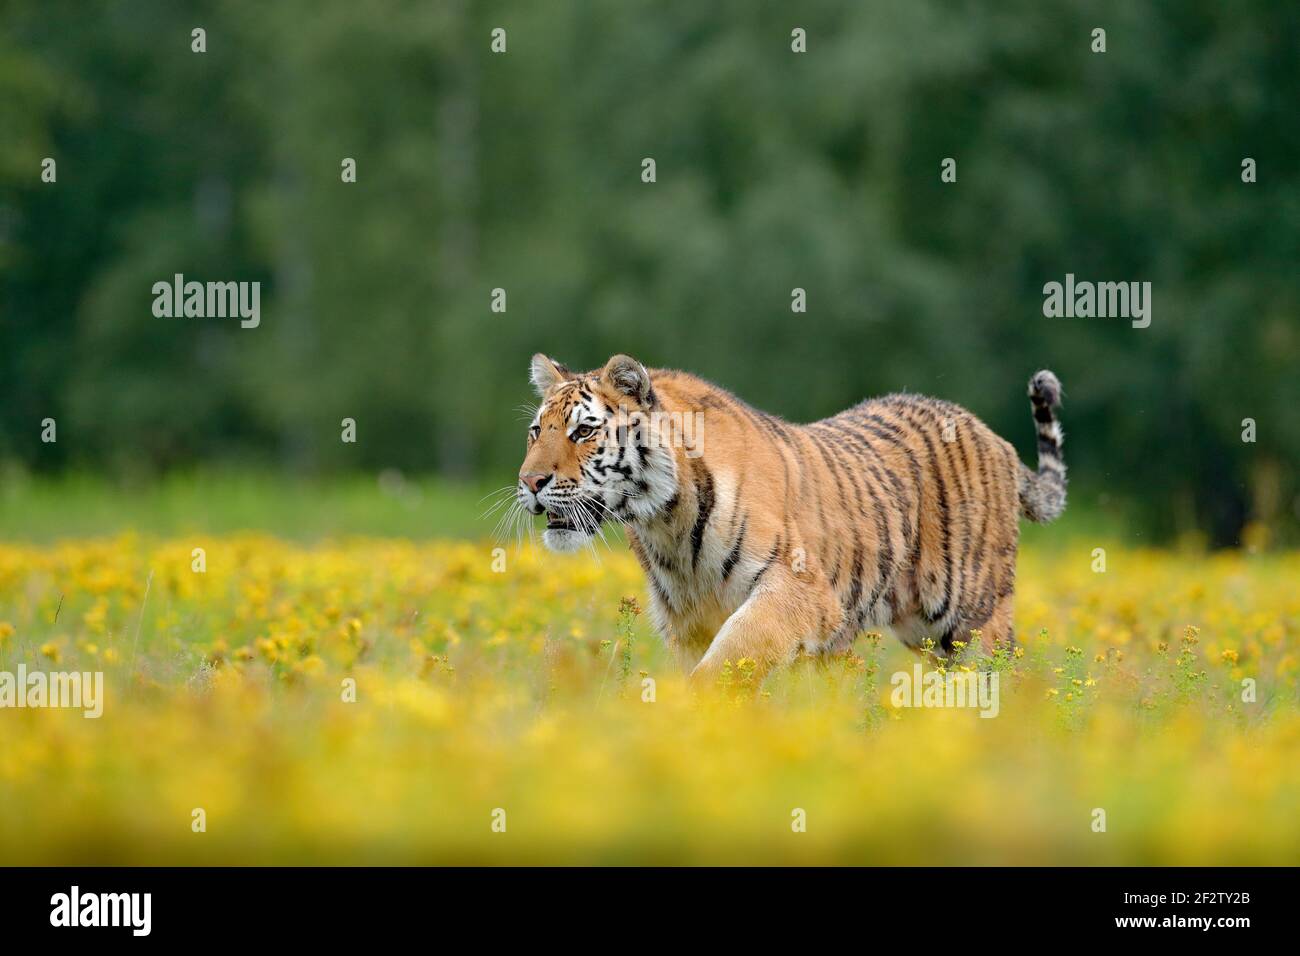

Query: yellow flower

[295,655,326,677]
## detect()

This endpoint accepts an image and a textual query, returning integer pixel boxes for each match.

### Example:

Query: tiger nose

[520,473,551,494]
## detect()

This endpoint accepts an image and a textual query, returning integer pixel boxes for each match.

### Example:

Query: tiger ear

[529,354,573,396]
[602,354,651,403]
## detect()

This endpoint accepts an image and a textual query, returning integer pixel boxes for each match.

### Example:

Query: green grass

[0,470,502,542]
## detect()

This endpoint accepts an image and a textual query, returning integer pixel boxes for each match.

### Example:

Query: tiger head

[518,353,679,552]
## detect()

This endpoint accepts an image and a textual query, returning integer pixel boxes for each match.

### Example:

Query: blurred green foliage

[1,0,1296,545]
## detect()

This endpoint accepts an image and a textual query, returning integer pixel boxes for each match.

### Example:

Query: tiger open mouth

[545,511,580,532]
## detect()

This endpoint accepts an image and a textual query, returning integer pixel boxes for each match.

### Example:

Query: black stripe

[749,537,782,591]
[857,409,909,440]
[644,537,675,573]
[845,543,865,618]
[721,517,747,581]
[648,573,674,613]
[690,465,715,570]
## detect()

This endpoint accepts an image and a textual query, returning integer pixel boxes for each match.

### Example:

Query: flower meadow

[1,534,1297,865]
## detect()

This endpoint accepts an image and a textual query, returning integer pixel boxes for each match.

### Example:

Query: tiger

[516,353,1066,684]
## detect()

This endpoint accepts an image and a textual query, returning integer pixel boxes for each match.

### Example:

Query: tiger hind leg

[940,593,1015,659]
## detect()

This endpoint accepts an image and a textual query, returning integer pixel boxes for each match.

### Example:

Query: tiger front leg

[689,570,837,689]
